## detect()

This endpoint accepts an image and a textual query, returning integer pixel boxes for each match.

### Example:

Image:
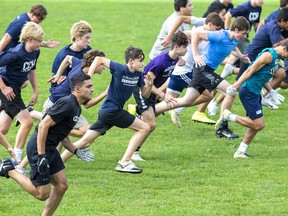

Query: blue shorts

[27,131,65,186]
[90,109,135,135]
[239,86,263,120]
[167,73,192,94]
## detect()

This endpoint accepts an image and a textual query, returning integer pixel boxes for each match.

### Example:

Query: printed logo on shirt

[269,60,280,75]
[22,60,36,73]
[163,65,176,77]
[121,75,139,87]
[73,116,80,122]
[249,12,259,22]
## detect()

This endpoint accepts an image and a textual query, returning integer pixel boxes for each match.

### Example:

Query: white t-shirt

[149,12,205,60]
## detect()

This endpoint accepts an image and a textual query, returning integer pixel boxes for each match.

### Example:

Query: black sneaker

[215,120,239,140]
[15,119,20,127]
[0,158,15,178]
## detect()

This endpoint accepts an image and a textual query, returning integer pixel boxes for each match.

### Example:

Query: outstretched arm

[0,33,12,52]
[224,11,233,29]
[140,72,153,98]
[88,57,110,77]
[191,29,207,67]
[41,39,61,48]
[27,70,39,106]
[84,85,109,109]
[161,16,192,47]
[48,55,73,84]
[233,52,272,90]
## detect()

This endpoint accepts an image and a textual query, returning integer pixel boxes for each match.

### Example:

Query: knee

[254,122,265,131]
[149,122,156,132]
[0,128,9,135]
[37,191,51,201]
[142,122,151,133]
[21,116,33,128]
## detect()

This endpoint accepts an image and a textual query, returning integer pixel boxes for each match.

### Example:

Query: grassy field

[1,0,288,215]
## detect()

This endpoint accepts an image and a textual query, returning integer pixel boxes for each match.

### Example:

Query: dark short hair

[205,12,224,27]
[124,46,145,63]
[278,7,288,22]
[30,4,47,21]
[170,31,188,49]
[203,2,226,18]
[82,49,105,68]
[280,0,288,8]
[70,73,91,91]
[231,16,250,31]
[174,0,188,11]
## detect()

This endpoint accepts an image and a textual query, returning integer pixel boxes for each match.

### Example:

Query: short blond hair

[70,20,92,42]
[19,22,44,43]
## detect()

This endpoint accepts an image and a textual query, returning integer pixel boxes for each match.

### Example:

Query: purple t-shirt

[144,52,178,88]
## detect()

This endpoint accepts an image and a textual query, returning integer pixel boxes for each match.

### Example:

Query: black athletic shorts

[27,131,65,186]
[133,87,156,115]
[89,109,136,135]
[188,65,223,94]
[0,82,25,119]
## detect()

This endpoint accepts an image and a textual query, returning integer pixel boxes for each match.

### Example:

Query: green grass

[1,0,287,215]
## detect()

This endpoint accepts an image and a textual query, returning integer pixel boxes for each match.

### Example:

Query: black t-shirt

[36,94,81,148]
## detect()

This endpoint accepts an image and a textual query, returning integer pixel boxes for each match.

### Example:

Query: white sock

[228,114,237,122]
[237,142,248,153]
[14,147,23,162]
[176,107,186,113]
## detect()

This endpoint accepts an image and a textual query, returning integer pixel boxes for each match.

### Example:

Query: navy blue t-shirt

[51,44,92,76]
[100,61,145,111]
[4,13,30,51]
[229,0,262,32]
[37,94,81,148]
[0,43,40,87]
[244,20,283,61]
[49,57,82,103]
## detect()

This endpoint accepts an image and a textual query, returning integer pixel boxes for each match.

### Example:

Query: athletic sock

[237,142,248,153]
[14,147,23,163]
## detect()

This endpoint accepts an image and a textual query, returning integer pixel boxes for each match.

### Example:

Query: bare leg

[42,170,68,216]
[8,169,50,200]
[15,110,33,150]
[121,118,151,162]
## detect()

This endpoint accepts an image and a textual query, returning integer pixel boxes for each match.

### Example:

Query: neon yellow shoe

[191,111,216,125]
[127,104,137,116]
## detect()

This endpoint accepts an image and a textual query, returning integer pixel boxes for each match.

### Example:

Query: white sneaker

[261,96,279,110]
[207,99,218,116]
[215,109,231,130]
[131,151,145,161]
[233,151,251,158]
[169,110,181,128]
[221,64,234,79]
[115,160,143,174]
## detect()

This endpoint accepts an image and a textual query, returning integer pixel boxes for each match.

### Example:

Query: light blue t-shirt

[204,30,238,70]
[243,48,280,94]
